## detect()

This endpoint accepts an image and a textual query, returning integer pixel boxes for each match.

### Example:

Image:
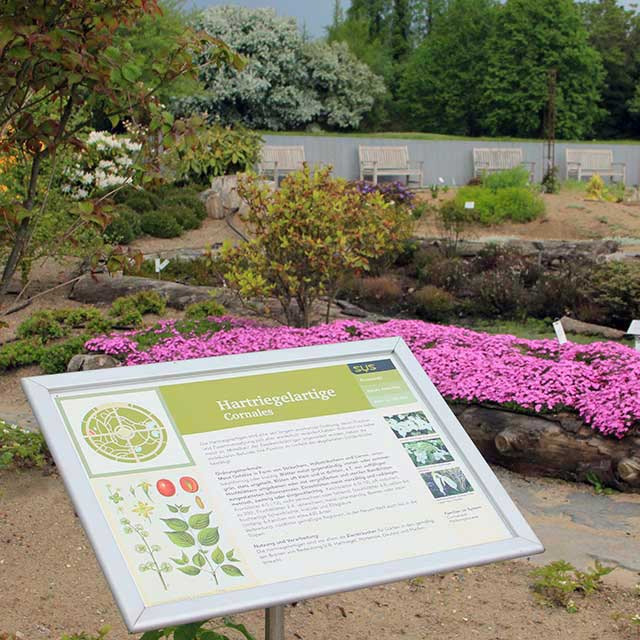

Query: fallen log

[560,316,626,340]
[451,402,640,492]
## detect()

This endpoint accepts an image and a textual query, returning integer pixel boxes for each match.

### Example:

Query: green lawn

[462,318,633,345]
[263,130,640,145]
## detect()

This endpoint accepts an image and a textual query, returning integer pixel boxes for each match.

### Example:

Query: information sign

[23,338,543,632]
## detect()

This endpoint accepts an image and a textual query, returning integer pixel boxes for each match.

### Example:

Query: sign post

[23,338,543,633]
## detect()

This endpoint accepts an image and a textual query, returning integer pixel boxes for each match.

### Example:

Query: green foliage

[481,0,604,139]
[412,285,456,321]
[104,206,143,245]
[586,261,640,328]
[134,257,223,287]
[184,299,226,321]
[0,338,44,372]
[16,308,105,341]
[140,617,255,640]
[455,184,545,225]
[481,166,530,190]
[0,419,51,469]
[531,560,615,612]
[179,6,386,131]
[168,116,263,184]
[115,189,162,213]
[222,165,413,327]
[434,199,477,254]
[140,210,183,238]
[39,335,88,374]
[109,291,167,328]
[399,0,497,135]
[585,471,616,496]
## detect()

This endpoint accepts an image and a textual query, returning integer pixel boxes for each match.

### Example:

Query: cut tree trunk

[451,402,640,492]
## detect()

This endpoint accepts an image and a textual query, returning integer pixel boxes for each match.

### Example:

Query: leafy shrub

[163,192,207,221]
[167,205,201,231]
[468,269,529,318]
[113,188,160,213]
[586,261,640,328]
[184,299,226,320]
[415,248,470,292]
[0,420,52,469]
[434,200,478,253]
[481,166,530,190]
[39,335,87,374]
[355,276,404,307]
[16,308,105,341]
[222,166,413,327]
[412,285,456,321]
[0,338,44,371]
[134,256,224,287]
[456,186,544,224]
[109,291,167,328]
[167,115,262,184]
[140,210,183,238]
[103,205,143,244]
[531,560,614,612]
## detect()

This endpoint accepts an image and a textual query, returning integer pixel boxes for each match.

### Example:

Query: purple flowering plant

[85,318,640,439]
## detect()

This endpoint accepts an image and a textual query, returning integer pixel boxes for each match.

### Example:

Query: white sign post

[23,338,543,634]
[552,319,568,344]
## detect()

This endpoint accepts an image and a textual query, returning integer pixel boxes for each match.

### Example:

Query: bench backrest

[473,148,523,171]
[359,145,410,169]
[258,145,305,171]
[565,148,614,171]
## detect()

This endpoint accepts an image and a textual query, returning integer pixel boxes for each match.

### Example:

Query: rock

[560,315,626,340]
[70,274,215,309]
[335,299,369,318]
[204,191,225,219]
[67,354,119,372]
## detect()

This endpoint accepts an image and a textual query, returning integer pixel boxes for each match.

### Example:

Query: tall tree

[398,0,497,135]
[391,0,412,61]
[582,0,640,138]
[481,0,604,139]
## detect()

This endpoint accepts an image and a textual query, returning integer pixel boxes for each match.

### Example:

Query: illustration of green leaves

[171,552,189,566]
[188,512,211,529]
[162,518,189,532]
[138,481,153,502]
[226,549,240,562]
[211,547,225,565]
[221,565,243,577]
[178,566,201,576]
[197,527,219,546]
[165,531,195,548]
[167,505,179,513]
[193,552,206,568]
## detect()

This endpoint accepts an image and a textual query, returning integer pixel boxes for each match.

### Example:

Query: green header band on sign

[159,363,390,435]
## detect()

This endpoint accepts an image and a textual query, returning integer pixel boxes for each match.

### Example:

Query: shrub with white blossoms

[62,130,142,199]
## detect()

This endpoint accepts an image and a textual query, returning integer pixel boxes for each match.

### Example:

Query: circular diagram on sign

[81,403,168,463]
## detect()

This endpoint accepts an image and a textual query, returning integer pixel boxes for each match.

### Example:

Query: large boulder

[560,315,626,340]
[70,274,215,309]
[67,353,119,372]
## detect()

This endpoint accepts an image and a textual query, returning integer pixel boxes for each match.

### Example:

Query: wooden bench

[256,145,305,183]
[565,149,626,183]
[359,145,423,186]
[473,148,535,181]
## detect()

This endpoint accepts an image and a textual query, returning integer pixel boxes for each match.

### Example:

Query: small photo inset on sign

[422,467,474,499]
[402,437,453,467]
[385,410,435,439]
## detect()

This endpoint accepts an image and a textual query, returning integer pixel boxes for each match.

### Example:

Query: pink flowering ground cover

[85,317,640,439]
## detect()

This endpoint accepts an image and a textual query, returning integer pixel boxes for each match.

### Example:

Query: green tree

[0,0,238,300]
[581,0,640,138]
[399,0,497,134]
[481,0,604,139]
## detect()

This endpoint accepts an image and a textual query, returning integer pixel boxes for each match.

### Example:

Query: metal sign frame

[23,337,543,632]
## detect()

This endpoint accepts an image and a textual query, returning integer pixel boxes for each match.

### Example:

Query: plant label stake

[155,258,170,274]
[22,338,543,633]
[627,320,640,352]
[553,319,567,344]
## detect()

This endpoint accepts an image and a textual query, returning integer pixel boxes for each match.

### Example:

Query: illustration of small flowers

[162,510,243,585]
[132,500,155,520]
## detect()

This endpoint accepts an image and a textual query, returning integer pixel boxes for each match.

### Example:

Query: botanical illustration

[402,437,453,467]
[82,403,168,463]
[385,410,435,438]
[422,467,474,499]
[104,473,243,593]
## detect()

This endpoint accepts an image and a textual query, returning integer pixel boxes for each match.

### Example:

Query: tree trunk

[451,402,640,492]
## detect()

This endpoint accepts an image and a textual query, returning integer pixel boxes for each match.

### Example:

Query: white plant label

[553,320,568,344]
[154,258,170,273]
[464,201,475,209]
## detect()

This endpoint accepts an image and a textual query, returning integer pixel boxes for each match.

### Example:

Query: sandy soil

[415,190,640,246]
[0,469,638,640]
